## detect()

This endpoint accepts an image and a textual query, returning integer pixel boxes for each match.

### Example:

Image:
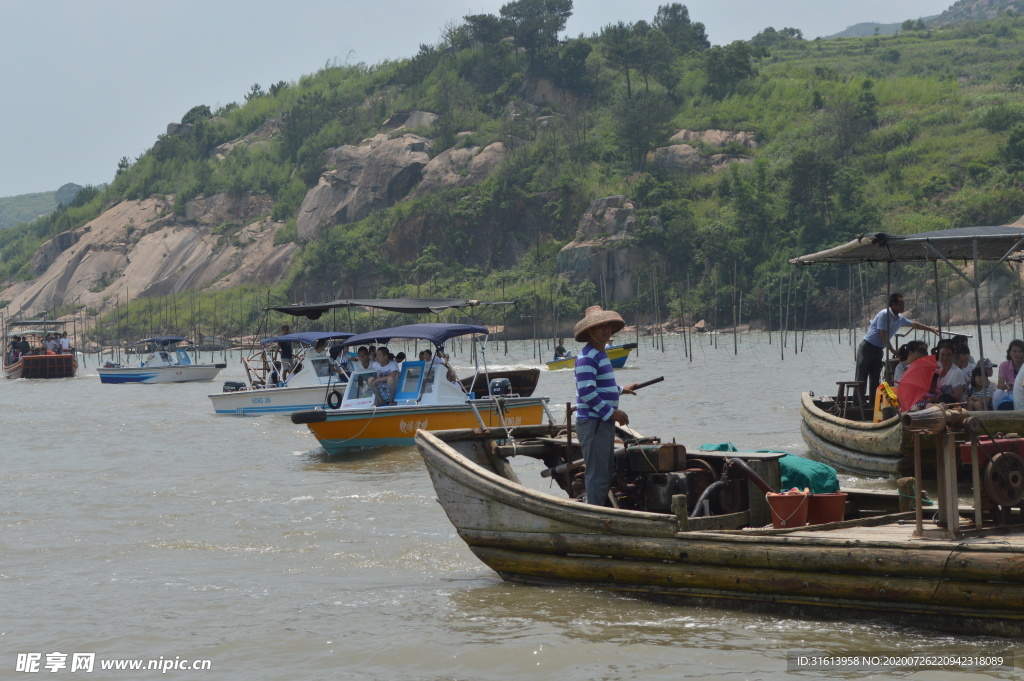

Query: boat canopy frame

[341,323,489,348]
[265,298,515,321]
[131,336,191,347]
[259,331,354,347]
[790,225,1024,389]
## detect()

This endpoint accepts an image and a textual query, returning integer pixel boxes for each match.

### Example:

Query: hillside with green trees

[4,1,1024,340]
[0,183,83,230]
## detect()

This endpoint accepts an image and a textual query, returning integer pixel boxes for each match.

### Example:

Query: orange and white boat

[291,323,551,453]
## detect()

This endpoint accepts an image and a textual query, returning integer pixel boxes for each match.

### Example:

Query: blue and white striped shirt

[575,344,621,421]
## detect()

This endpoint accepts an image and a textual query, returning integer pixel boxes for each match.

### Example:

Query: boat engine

[596,444,748,515]
[222,381,247,392]
[489,378,512,396]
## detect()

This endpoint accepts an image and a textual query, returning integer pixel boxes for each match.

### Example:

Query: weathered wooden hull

[417,427,1024,636]
[800,392,1024,478]
[3,353,77,379]
[461,368,541,398]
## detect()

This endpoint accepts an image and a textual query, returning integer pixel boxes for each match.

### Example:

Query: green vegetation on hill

[0,183,83,230]
[6,2,1024,339]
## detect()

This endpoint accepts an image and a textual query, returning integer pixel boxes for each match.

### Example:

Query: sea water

[2,330,1016,680]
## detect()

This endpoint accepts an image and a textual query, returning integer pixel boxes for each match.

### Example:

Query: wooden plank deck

[775,519,1024,548]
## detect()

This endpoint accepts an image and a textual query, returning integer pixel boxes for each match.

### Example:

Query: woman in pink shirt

[994,339,1024,408]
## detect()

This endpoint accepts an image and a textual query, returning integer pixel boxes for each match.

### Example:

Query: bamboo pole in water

[801,271,810,352]
[786,269,793,352]
[712,270,718,349]
[779,274,784,361]
[732,261,738,355]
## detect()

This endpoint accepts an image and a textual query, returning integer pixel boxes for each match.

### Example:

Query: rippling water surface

[3,331,1017,680]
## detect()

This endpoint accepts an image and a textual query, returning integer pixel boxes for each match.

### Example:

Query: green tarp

[697,443,840,494]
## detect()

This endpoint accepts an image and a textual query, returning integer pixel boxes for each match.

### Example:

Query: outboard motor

[489,378,512,396]
[222,381,246,392]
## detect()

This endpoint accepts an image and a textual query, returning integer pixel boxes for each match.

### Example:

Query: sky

[0,0,951,197]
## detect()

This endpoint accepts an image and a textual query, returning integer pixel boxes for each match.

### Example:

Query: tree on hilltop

[653,3,710,55]
[499,0,573,67]
[181,105,212,126]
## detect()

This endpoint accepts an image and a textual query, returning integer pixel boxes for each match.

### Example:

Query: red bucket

[807,492,848,525]
[766,492,809,528]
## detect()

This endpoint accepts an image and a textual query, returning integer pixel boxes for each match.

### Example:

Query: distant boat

[3,320,77,379]
[194,333,237,351]
[97,336,225,384]
[546,342,637,371]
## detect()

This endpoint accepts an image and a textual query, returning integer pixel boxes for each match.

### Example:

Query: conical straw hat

[573,305,626,342]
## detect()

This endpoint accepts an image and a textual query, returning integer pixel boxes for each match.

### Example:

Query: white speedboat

[209,331,352,415]
[98,337,225,384]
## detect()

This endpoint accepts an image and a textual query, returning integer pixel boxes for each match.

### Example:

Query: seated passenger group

[5,333,69,363]
[894,337,1022,411]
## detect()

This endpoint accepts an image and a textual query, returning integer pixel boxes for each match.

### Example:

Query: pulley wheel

[984,451,1024,507]
[688,458,716,479]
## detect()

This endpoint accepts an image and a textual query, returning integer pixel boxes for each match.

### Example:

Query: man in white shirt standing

[856,293,938,404]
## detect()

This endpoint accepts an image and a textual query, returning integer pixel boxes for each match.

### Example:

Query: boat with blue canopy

[98,336,226,384]
[291,322,553,453]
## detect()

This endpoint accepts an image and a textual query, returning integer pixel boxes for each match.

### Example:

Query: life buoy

[326,389,343,409]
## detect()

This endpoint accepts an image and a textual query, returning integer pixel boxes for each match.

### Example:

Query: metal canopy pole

[973,238,989,396]
[885,262,892,381]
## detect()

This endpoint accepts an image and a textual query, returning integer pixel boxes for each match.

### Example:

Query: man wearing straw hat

[574,305,639,507]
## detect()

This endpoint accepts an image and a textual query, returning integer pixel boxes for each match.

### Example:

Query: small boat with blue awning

[98,337,225,384]
[291,322,552,453]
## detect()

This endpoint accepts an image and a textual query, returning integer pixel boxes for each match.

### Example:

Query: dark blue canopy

[342,323,488,347]
[132,336,189,346]
[261,331,354,346]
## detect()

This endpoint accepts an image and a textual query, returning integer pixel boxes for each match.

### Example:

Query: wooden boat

[461,368,540,398]
[416,423,1024,637]
[98,336,225,384]
[546,342,637,371]
[801,391,1024,478]
[209,331,352,415]
[292,323,551,453]
[3,320,77,379]
[791,228,1024,479]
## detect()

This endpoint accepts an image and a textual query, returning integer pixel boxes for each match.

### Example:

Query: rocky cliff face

[0,194,296,319]
[651,129,756,173]
[296,133,432,242]
[556,196,666,301]
[3,110,759,322]
[934,0,1024,25]
[412,142,505,198]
